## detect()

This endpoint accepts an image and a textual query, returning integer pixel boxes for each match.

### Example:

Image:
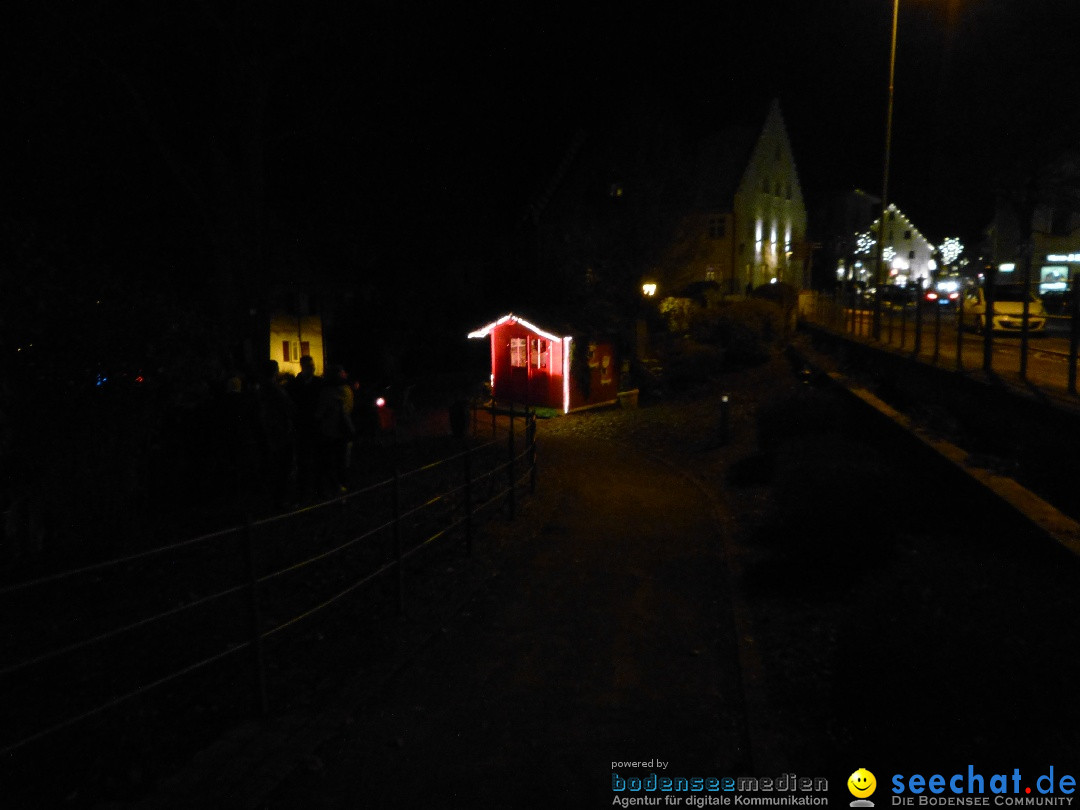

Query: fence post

[507,405,516,520]
[1069,273,1080,394]
[913,294,923,357]
[983,277,995,374]
[392,467,403,614]
[243,516,269,717]
[955,293,964,371]
[463,445,473,556]
[933,298,942,364]
[528,409,537,494]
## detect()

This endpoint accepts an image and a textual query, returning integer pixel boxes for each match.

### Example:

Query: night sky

[6,0,1078,291]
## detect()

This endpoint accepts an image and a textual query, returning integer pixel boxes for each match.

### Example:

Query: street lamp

[872,0,901,340]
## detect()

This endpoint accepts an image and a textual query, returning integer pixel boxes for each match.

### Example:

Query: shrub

[663,340,725,391]
[714,299,785,366]
[658,296,695,334]
[751,282,799,336]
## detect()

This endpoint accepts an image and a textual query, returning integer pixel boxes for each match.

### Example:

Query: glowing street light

[872,0,901,339]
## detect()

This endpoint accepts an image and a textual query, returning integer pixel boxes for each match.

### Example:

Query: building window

[708,217,725,239]
[904,229,912,240]
[510,338,527,368]
[281,340,310,363]
[705,267,716,281]
[908,250,915,259]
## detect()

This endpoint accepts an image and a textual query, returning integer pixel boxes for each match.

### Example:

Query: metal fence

[0,405,538,767]
[805,286,1080,394]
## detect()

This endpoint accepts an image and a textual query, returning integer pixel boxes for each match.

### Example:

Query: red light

[949,292,959,300]
[135,375,144,383]
[927,292,938,301]
[375,397,386,408]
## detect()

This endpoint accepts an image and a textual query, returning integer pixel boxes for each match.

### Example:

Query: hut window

[510,338,527,367]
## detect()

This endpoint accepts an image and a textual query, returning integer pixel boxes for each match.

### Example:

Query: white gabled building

[655,98,809,296]
[853,203,936,287]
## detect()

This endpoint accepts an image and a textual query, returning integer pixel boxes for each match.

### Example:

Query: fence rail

[0,405,539,765]
[805,286,1080,395]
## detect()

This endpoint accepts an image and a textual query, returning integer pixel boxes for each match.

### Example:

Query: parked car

[960,285,1047,334]
[924,279,961,308]
[878,284,919,311]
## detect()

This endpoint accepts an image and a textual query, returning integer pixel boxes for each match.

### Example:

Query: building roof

[467,313,571,342]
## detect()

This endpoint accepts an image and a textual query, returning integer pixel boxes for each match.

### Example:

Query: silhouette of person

[255,359,296,511]
[315,364,355,496]
[288,355,321,503]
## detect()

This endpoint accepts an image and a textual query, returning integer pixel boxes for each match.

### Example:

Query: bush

[751,282,799,336]
[713,299,785,366]
[663,340,725,391]
[658,296,695,334]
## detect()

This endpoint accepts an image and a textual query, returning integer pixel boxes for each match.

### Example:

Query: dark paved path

[257,434,750,808]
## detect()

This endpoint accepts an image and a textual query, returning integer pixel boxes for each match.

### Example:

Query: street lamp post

[872,0,901,340]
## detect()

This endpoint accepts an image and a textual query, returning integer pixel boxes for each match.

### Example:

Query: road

[258,435,750,809]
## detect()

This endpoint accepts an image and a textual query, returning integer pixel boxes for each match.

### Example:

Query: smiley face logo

[848,768,877,799]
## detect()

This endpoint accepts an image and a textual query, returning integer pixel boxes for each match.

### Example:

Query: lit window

[281,341,309,363]
[510,338,527,368]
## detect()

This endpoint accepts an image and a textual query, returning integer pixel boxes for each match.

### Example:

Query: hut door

[508,337,529,403]
[529,337,550,405]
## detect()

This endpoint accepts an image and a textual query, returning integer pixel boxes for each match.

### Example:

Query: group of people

[223,355,358,512]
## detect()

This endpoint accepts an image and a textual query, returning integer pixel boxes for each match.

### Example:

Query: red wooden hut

[468,313,618,413]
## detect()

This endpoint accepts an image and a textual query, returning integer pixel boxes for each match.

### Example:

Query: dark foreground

[239,350,1080,807]
[21,347,1080,808]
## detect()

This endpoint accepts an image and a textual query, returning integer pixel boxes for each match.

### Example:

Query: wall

[269,314,325,376]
